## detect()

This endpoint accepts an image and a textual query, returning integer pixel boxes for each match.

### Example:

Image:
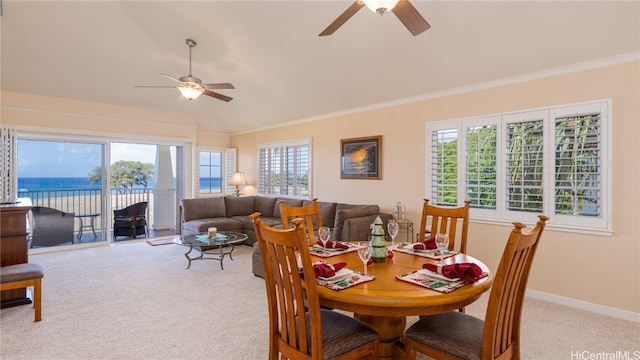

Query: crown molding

[232,51,639,136]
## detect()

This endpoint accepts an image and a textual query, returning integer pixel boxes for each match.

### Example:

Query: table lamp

[229,172,247,197]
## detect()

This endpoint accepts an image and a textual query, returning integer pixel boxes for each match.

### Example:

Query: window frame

[256,138,312,199]
[195,147,235,197]
[425,99,612,234]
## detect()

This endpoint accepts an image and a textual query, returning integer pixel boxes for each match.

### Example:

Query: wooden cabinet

[1,198,33,308]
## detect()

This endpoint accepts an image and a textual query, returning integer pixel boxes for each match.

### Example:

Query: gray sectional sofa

[179,195,393,277]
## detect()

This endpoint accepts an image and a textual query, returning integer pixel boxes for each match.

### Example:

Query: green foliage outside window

[88,160,153,192]
[506,121,544,213]
[466,126,497,209]
[554,114,600,217]
[433,134,458,206]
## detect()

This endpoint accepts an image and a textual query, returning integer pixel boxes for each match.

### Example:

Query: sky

[17,140,158,177]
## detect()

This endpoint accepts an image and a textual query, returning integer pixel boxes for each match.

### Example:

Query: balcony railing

[18,188,176,236]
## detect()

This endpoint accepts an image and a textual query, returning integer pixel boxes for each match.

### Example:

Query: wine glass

[318,226,331,255]
[387,220,399,249]
[435,233,450,266]
[357,241,372,276]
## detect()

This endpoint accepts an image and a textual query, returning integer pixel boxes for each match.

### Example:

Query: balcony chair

[30,206,75,248]
[418,198,471,253]
[402,215,549,360]
[279,198,323,245]
[113,201,148,239]
[250,213,379,360]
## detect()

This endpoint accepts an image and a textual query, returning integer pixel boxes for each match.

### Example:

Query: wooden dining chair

[418,199,471,253]
[403,215,549,360]
[279,198,323,246]
[250,213,379,360]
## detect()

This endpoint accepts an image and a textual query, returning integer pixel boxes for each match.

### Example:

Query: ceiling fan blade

[203,83,235,90]
[203,89,233,102]
[319,1,365,36]
[392,0,431,36]
[160,73,182,83]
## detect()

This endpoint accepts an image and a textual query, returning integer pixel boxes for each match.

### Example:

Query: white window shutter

[225,148,237,195]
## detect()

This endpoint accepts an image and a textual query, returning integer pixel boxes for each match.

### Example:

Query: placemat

[308,244,358,258]
[393,242,458,260]
[396,269,488,293]
[315,268,375,291]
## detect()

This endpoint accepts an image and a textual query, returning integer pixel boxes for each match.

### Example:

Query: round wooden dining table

[313,246,493,359]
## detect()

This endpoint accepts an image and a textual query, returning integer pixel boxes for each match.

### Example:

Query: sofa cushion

[241,215,281,230]
[225,196,256,217]
[333,204,380,241]
[254,196,277,218]
[182,197,226,222]
[243,216,282,247]
[181,217,244,234]
[273,198,304,220]
[229,215,253,228]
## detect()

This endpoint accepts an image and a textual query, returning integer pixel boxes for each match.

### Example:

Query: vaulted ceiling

[1,1,638,134]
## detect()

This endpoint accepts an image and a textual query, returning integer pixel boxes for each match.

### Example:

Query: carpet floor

[1,241,638,359]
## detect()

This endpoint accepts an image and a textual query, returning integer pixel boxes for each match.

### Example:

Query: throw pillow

[225,196,256,217]
[333,205,380,240]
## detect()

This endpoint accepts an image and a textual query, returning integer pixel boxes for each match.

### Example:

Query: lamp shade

[363,0,399,13]
[229,172,247,186]
[178,83,205,100]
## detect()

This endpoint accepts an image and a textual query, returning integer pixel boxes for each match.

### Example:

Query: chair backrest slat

[280,198,323,246]
[419,199,470,253]
[251,212,323,360]
[482,215,548,360]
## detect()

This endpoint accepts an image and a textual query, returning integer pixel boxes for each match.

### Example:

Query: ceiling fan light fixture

[178,82,205,100]
[363,0,399,15]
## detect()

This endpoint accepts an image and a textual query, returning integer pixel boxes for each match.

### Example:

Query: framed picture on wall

[340,135,382,179]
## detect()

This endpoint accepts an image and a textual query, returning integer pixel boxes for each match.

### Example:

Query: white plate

[417,268,459,282]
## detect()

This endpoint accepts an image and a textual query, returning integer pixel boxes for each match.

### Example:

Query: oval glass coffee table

[174,231,248,270]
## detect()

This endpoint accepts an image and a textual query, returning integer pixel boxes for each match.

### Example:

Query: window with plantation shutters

[551,103,607,227]
[505,116,545,214]
[429,127,459,206]
[554,113,600,216]
[426,100,611,233]
[195,148,236,196]
[225,148,237,195]
[257,138,311,198]
[466,124,497,210]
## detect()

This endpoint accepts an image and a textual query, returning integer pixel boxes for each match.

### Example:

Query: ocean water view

[17,177,219,192]
[18,177,101,191]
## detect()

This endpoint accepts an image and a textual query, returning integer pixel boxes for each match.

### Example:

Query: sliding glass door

[17,139,107,247]
[109,142,180,240]
[18,136,186,249]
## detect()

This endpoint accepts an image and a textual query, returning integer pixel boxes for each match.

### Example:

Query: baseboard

[526,289,640,323]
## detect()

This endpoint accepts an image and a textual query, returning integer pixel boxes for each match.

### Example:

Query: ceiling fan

[135,39,234,102]
[319,0,430,37]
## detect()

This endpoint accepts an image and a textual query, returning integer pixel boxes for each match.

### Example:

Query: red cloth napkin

[413,237,436,250]
[422,262,483,283]
[316,240,349,250]
[313,262,347,278]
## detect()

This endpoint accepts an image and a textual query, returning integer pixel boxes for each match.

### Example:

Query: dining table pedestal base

[354,313,406,359]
